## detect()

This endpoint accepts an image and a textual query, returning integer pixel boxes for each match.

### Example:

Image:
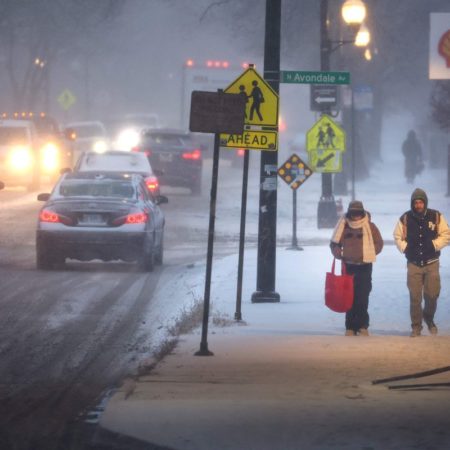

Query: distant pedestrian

[393,188,450,337]
[330,200,384,336]
[402,130,423,184]
[248,80,264,121]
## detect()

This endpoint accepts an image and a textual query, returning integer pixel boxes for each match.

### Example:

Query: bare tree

[0,0,124,110]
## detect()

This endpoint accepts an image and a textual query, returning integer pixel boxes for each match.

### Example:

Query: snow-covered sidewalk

[101,245,450,450]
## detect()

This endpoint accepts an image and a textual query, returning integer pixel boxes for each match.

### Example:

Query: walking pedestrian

[330,200,384,336]
[393,188,450,337]
[402,130,423,184]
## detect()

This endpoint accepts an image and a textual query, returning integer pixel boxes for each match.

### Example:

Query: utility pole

[251,0,281,303]
[317,0,338,229]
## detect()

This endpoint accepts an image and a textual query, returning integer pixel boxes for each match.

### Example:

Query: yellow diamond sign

[57,89,76,111]
[220,67,279,151]
[306,114,346,173]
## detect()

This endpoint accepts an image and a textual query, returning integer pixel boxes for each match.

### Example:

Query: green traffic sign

[280,71,350,85]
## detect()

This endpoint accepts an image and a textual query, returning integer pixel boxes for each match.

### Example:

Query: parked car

[73,150,161,198]
[132,128,203,195]
[36,172,167,271]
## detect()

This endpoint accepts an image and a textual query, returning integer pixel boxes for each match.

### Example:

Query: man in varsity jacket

[394,188,450,337]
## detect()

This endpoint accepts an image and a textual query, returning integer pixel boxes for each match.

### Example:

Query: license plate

[81,213,104,224]
[159,153,173,162]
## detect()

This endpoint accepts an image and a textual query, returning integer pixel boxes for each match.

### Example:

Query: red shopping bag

[325,258,354,313]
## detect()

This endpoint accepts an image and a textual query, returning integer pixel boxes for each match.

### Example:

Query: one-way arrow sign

[310,85,338,111]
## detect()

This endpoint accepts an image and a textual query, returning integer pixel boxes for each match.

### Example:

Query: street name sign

[278,154,313,190]
[281,71,350,85]
[220,67,279,151]
[189,91,245,134]
[306,114,346,173]
[310,85,338,111]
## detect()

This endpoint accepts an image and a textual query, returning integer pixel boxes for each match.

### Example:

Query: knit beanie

[410,188,428,209]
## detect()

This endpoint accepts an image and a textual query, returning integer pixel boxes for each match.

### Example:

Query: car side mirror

[37,193,51,201]
[157,195,168,205]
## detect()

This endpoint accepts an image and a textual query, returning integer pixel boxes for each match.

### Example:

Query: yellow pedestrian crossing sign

[220,67,279,151]
[306,114,346,173]
[58,89,76,111]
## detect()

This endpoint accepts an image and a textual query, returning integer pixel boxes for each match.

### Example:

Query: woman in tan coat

[330,200,384,336]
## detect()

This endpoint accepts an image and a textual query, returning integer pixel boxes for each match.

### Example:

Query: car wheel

[191,180,201,196]
[139,241,154,272]
[155,234,164,266]
[36,243,63,270]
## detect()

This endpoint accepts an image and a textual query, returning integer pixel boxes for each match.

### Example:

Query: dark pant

[344,263,373,332]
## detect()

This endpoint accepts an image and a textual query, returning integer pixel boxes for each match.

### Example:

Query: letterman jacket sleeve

[433,213,450,251]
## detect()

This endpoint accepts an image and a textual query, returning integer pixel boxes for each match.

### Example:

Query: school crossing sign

[306,115,346,173]
[220,67,279,151]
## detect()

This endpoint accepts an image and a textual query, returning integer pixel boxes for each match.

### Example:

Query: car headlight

[93,140,107,153]
[115,128,140,151]
[9,146,33,171]
[41,142,59,172]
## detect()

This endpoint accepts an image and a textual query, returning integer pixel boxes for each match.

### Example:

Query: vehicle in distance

[74,150,161,197]
[132,128,203,195]
[64,120,109,158]
[104,113,162,151]
[36,172,167,271]
[0,119,41,190]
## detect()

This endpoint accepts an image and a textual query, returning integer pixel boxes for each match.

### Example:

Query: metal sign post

[189,89,245,356]
[234,149,250,322]
[277,154,313,252]
[195,132,220,356]
[288,189,302,251]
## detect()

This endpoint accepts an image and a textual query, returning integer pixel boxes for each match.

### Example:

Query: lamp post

[317,0,367,228]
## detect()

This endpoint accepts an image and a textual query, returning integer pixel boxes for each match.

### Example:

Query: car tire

[36,243,63,270]
[155,234,164,266]
[191,180,201,196]
[139,241,154,272]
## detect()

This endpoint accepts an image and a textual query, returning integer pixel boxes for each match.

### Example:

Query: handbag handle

[331,257,347,275]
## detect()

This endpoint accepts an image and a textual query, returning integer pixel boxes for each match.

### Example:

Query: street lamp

[317,0,368,228]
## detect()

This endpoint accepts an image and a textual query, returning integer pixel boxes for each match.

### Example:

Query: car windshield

[71,125,105,138]
[0,127,28,145]
[144,133,193,147]
[57,180,136,199]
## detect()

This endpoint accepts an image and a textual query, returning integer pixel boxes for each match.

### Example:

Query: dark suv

[132,128,202,195]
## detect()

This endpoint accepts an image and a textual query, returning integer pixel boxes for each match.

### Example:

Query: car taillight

[145,176,159,193]
[40,210,59,223]
[182,148,201,160]
[112,212,148,226]
[39,209,73,225]
[132,146,152,157]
